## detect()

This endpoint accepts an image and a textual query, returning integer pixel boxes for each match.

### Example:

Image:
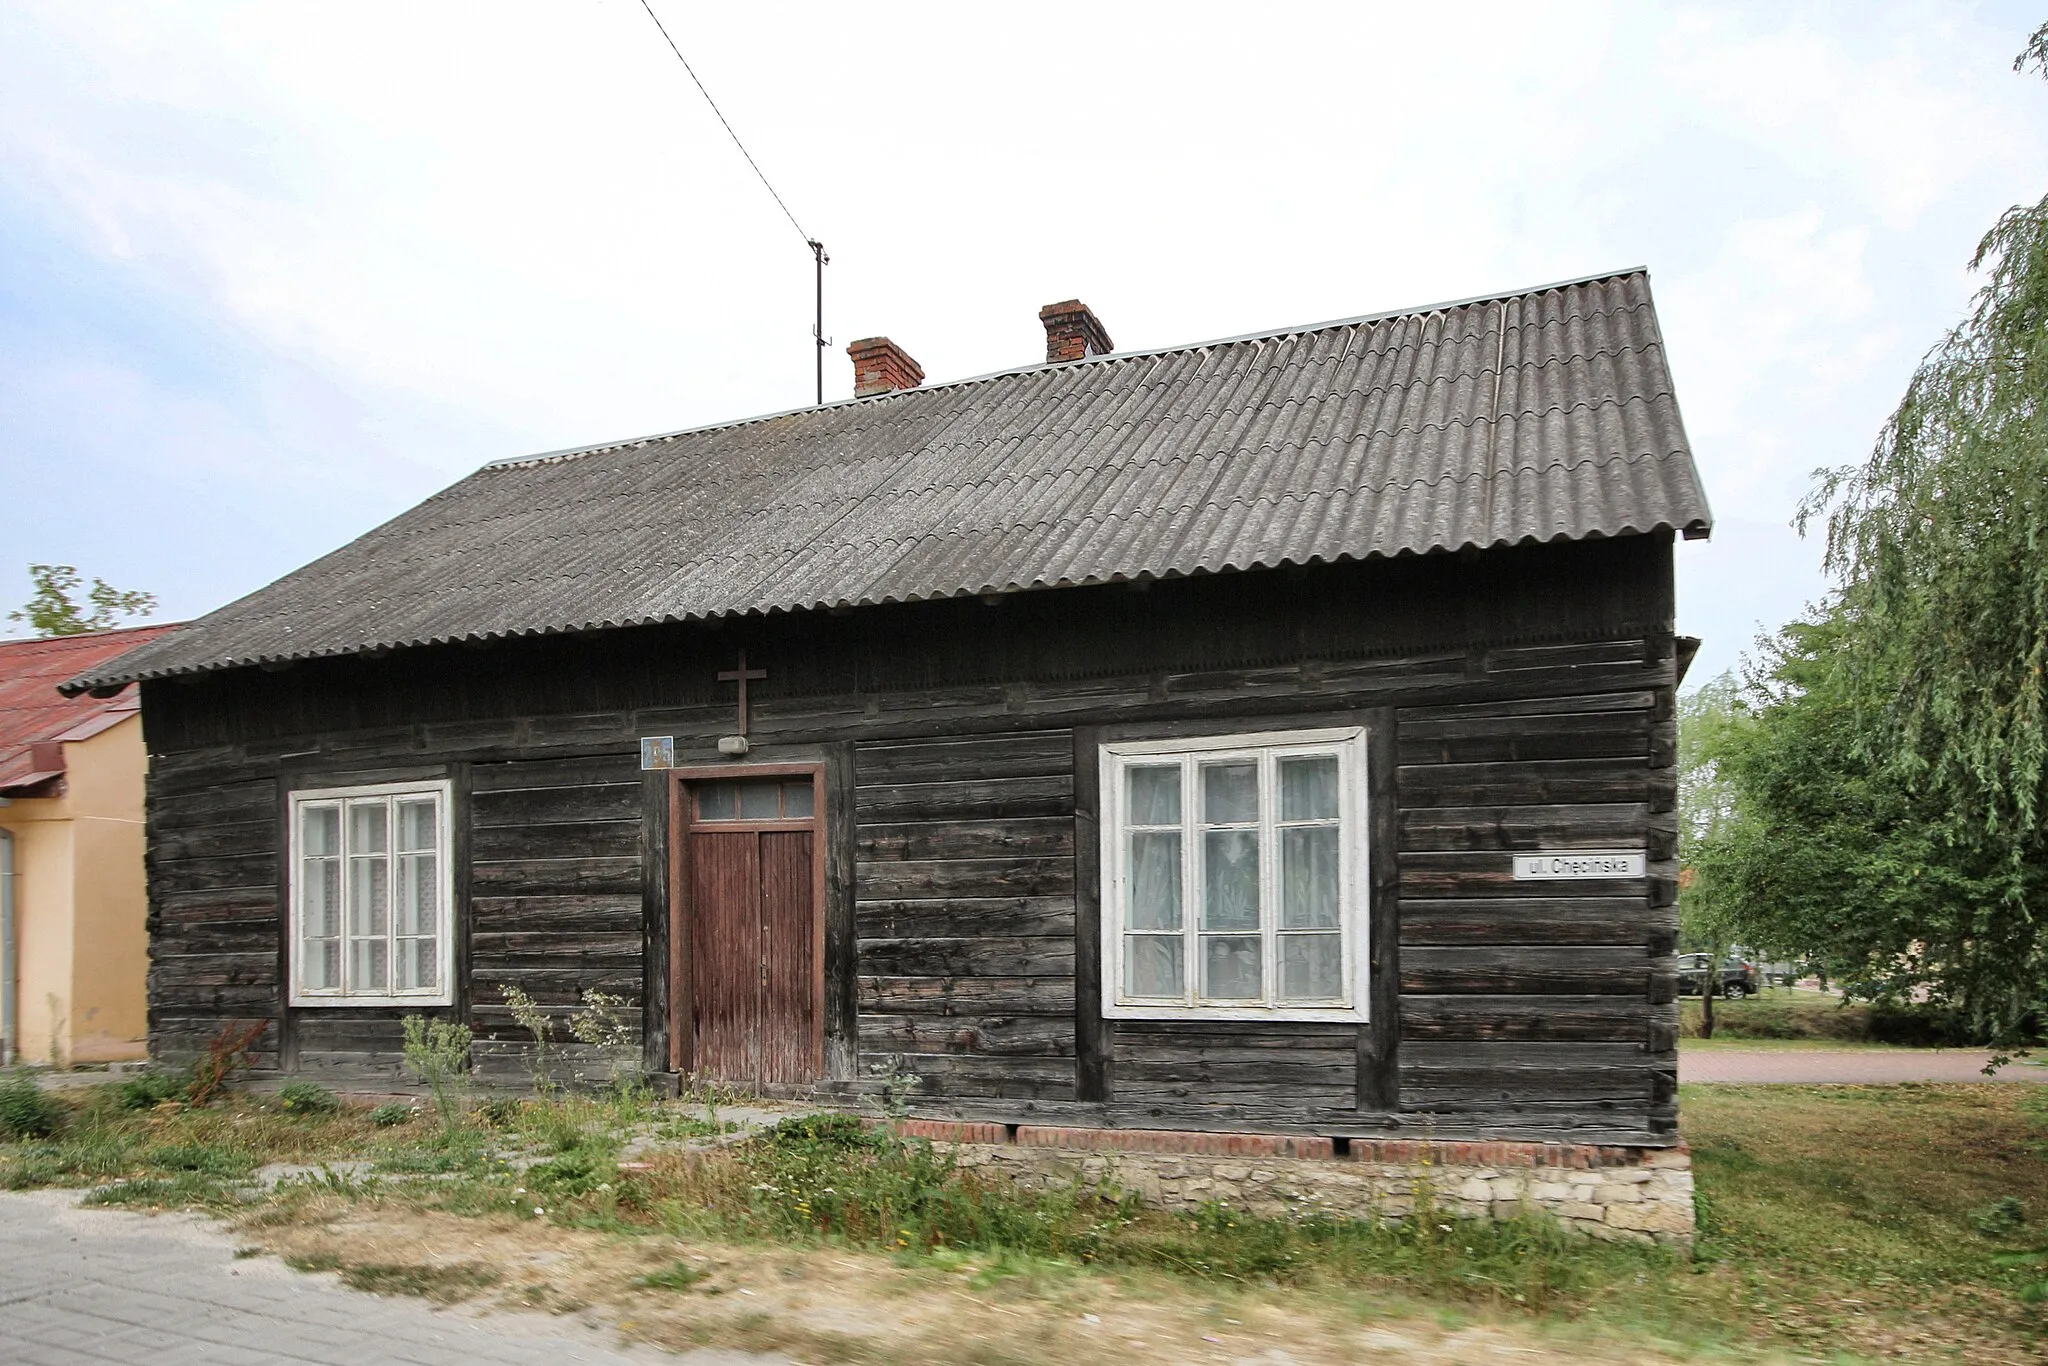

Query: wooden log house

[66,271,1711,1149]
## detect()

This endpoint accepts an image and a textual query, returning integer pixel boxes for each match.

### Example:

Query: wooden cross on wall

[717,650,767,735]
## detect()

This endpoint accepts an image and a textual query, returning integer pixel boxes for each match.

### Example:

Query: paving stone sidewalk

[0,1189,776,1366]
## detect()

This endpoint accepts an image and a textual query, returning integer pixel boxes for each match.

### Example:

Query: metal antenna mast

[810,239,829,405]
[636,1,828,404]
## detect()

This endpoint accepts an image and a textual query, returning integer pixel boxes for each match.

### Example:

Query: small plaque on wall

[639,736,676,770]
[1512,851,1646,880]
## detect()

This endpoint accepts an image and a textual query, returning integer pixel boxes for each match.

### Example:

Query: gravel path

[0,1189,776,1366]
[1680,1048,2048,1084]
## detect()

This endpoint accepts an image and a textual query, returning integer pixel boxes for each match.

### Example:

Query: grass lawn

[3,1072,2046,1364]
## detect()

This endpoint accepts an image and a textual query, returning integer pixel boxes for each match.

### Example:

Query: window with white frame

[1100,729,1368,1020]
[289,780,454,1006]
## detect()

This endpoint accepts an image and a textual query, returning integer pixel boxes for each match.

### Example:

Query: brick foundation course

[883,1121,1694,1245]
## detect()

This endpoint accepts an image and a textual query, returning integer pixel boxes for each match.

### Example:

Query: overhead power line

[635,0,810,245]
[634,0,830,403]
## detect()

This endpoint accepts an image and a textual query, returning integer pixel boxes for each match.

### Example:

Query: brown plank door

[673,769,824,1085]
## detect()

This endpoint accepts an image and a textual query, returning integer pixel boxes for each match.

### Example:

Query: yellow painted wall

[1,712,150,1065]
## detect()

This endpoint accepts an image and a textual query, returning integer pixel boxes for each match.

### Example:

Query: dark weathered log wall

[141,535,1680,1142]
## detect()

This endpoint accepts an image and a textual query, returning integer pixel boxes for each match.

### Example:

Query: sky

[2,1,2044,686]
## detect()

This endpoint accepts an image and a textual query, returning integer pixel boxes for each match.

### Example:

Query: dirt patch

[234,1201,1759,1366]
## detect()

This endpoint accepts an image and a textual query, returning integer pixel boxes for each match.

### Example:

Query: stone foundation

[889,1121,1694,1245]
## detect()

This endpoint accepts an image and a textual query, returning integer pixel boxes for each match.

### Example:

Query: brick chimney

[1039,300,1113,363]
[847,337,924,398]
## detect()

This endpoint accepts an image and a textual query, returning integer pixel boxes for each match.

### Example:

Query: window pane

[301,858,340,937]
[1202,829,1261,930]
[301,805,340,857]
[1125,935,1184,997]
[1280,755,1339,822]
[739,781,780,819]
[1202,935,1262,999]
[396,798,436,852]
[1201,762,1258,825]
[349,800,388,854]
[349,856,389,936]
[1128,831,1182,930]
[1126,764,1181,826]
[397,853,437,937]
[349,938,388,994]
[1279,934,1343,1000]
[781,780,815,818]
[697,783,737,820]
[396,937,437,992]
[304,939,339,991]
[1281,826,1341,929]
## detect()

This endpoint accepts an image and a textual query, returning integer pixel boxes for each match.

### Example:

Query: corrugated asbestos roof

[64,269,1710,695]
[1,625,178,788]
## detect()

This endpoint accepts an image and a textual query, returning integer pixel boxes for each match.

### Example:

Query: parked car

[1678,952,1759,999]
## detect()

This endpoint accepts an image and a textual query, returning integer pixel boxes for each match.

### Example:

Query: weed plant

[400,1016,473,1132]
[276,1082,341,1117]
[0,1073,62,1138]
[116,1070,191,1109]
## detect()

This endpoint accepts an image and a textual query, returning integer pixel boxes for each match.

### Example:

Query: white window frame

[288,779,455,1008]
[1100,727,1369,1022]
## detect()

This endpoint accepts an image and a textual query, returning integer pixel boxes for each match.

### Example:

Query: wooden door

[673,769,823,1084]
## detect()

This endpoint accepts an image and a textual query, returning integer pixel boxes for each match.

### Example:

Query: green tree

[9,564,157,637]
[1695,610,2048,1041]
[1676,672,1749,1037]
[1802,28,2048,844]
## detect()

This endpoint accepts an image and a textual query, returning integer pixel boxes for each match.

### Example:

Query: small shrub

[0,1074,62,1139]
[116,1071,191,1110]
[369,1102,415,1128]
[528,1149,607,1196]
[275,1081,340,1117]
[768,1112,876,1152]
[1976,1195,2029,1238]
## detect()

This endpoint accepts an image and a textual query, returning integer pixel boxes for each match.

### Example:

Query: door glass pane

[1128,831,1182,930]
[1280,755,1339,821]
[302,859,340,937]
[738,781,780,819]
[349,938,388,994]
[1126,765,1181,826]
[781,780,815,818]
[300,804,340,857]
[349,800,388,854]
[1281,826,1341,928]
[397,853,437,937]
[1279,933,1343,1000]
[396,798,436,852]
[697,783,737,820]
[1202,936,1262,999]
[1201,762,1258,825]
[1125,934,1184,997]
[1202,829,1260,930]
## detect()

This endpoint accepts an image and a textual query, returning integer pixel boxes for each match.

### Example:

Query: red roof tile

[0,625,179,793]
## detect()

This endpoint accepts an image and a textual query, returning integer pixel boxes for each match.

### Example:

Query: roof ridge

[479,266,1651,474]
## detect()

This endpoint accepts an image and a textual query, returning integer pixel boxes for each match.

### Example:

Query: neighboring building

[2,624,176,1065]
[67,272,1710,1151]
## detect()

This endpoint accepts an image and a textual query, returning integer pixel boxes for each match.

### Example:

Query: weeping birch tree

[1780,25,2048,1035]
